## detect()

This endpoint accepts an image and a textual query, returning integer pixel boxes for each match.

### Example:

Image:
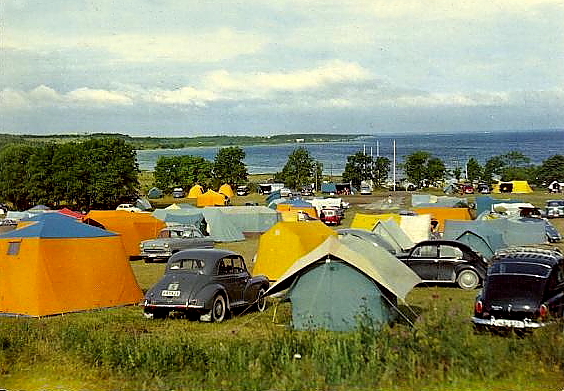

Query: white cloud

[3,28,268,63]
[66,88,133,106]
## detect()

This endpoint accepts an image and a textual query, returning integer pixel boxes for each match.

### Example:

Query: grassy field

[2,190,564,390]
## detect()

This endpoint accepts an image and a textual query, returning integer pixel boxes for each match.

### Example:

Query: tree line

[0,138,139,210]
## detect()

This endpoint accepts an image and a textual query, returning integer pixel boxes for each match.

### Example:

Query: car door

[436,245,463,282]
[405,244,439,281]
[216,256,247,306]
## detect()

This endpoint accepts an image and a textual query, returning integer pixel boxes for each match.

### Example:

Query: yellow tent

[412,207,472,233]
[275,203,318,218]
[350,213,400,230]
[492,181,533,194]
[187,184,204,199]
[197,190,227,207]
[0,213,143,317]
[83,210,165,258]
[218,184,234,198]
[252,221,336,281]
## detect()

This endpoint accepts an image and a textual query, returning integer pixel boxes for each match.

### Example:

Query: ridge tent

[218,184,234,198]
[265,190,282,204]
[197,190,227,207]
[454,230,497,260]
[0,213,143,317]
[400,214,431,243]
[205,206,279,234]
[493,181,533,194]
[265,235,421,331]
[373,220,415,254]
[475,196,523,216]
[200,208,245,242]
[187,185,204,199]
[351,213,400,230]
[56,208,84,219]
[252,221,336,281]
[83,210,165,258]
[412,207,472,233]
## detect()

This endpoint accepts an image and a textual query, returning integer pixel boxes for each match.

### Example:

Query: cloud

[3,28,268,63]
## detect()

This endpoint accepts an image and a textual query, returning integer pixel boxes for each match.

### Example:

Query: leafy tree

[213,147,248,187]
[483,151,533,182]
[275,147,320,189]
[403,151,447,188]
[426,157,447,187]
[483,155,505,183]
[342,152,374,189]
[535,155,564,186]
[154,155,213,191]
[452,166,463,182]
[373,156,391,188]
[0,144,35,210]
[466,158,482,183]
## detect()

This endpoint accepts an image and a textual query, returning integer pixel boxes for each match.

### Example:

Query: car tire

[457,269,480,290]
[211,294,227,322]
[255,287,267,312]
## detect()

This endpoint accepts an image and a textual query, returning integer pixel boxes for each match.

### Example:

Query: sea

[136,129,563,175]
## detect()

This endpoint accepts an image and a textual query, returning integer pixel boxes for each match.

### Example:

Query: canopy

[0,213,142,317]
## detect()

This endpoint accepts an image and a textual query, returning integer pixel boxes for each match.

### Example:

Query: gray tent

[454,230,497,260]
[206,206,279,234]
[372,220,414,254]
[265,236,421,332]
[147,187,163,199]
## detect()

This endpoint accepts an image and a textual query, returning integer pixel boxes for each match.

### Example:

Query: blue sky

[1,0,563,136]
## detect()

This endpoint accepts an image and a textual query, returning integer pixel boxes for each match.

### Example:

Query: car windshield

[488,262,551,278]
[169,258,205,272]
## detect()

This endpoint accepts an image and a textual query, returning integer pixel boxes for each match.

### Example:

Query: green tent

[265,235,421,331]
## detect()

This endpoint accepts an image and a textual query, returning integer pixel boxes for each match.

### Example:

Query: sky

[1,0,563,136]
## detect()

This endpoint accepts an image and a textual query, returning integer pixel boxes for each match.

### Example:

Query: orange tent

[83,210,165,258]
[413,207,472,232]
[0,213,143,317]
[187,184,204,199]
[218,184,234,198]
[197,190,227,207]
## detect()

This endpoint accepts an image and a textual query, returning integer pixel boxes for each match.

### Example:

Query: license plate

[161,290,180,297]
[492,319,525,328]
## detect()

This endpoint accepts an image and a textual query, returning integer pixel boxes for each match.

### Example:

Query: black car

[472,247,564,331]
[143,249,269,322]
[398,240,488,290]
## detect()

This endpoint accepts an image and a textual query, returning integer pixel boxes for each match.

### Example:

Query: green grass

[2,190,564,390]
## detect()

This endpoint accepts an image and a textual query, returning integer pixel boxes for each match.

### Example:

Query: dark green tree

[373,156,391,188]
[275,147,319,189]
[483,155,505,183]
[466,158,483,183]
[452,166,463,182]
[342,152,374,189]
[0,144,35,210]
[213,147,248,187]
[403,151,446,188]
[154,155,213,191]
[427,157,447,187]
[535,155,564,186]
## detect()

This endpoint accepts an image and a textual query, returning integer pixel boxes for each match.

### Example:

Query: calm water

[136,129,563,175]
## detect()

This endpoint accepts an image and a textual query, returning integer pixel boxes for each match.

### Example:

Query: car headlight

[163,243,169,248]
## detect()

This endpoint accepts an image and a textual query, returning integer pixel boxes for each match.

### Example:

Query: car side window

[414,245,437,258]
[159,230,171,238]
[439,246,463,259]
[232,257,246,274]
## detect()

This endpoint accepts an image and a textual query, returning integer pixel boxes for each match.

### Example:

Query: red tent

[57,208,84,219]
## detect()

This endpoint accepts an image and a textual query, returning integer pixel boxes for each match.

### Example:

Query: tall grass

[2,296,563,390]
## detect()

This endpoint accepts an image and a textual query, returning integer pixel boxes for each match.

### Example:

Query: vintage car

[300,186,314,196]
[236,185,250,196]
[143,248,270,322]
[397,240,488,290]
[319,208,342,225]
[172,187,185,198]
[546,200,564,218]
[472,247,564,331]
[116,203,142,212]
[140,225,214,263]
[545,219,562,243]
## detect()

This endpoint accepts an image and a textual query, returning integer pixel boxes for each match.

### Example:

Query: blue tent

[321,183,337,194]
[476,196,523,216]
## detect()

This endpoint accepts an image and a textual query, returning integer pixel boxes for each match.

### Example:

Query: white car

[116,203,142,212]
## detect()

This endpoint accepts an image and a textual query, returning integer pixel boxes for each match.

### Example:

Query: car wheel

[457,269,480,290]
[211,294,226,322]
[255,287,267,312]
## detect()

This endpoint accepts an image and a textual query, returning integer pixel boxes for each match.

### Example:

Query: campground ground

[2,189,564,390]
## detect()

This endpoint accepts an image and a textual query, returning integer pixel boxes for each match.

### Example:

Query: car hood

[145,272,206,303]
[482,275,545,310]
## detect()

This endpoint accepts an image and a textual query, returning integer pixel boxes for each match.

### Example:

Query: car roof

[413,239,475,251]
[168,248,239,263]
[492,246,563,267]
